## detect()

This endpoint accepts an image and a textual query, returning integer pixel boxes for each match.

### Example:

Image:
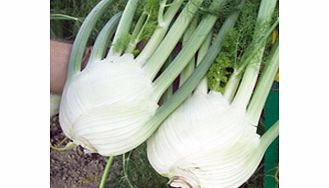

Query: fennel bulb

[60,55,158,155]
[147,91,277,188]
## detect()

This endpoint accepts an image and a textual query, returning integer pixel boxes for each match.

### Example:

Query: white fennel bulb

[147,91,271,188]
[60,54,158,156]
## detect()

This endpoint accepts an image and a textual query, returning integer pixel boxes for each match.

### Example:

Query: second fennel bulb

[147,91,268,188]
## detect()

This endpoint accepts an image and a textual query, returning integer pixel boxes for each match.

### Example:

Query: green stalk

[88,12,122,63]
[232,0,278,109]
[126,13,151,53]
[50,13,82,22]
[142,8,242,146]
[131,13,148,40]
[50,142,76,151]
[179,15,199,87]
[98,156,114,188]
[125,12,147,53]
[195,32,212,94]
[122,154,135,188]
[224,19,279,102]
[157,0,166,25]
[259,121,279,150]
[151,0,226,101]
[223,71,241,101]
[135,0,184,65]
[159,54,175,104]
[108,0,139,56]
[247,40,279,126]
[143,0,205,79]
[197,32,212,66]
[67,0,114,80]
[249,121,278,179]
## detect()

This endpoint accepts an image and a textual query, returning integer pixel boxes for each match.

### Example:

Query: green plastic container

[263,82,279,188]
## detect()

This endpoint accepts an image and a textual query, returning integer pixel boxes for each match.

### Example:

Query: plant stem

[231,0,278,109]
[224,19,278,102]
[195,31,212,94]
[88,12,121,63]
[260,121,279,150]
[143,0,205,79]
[131,13,148,40]
[135,0,184,65]
[67,0,114,80]
[247,40,279,126]
[157,0,167,25]
[99,156,114,188]
[152,0,225,101]
[223,70,241,101]
[159,54,175,104]
[126,13,151,53]
[125,12,147,53]
[232,52,265,108]
[50,13,82,22]
[108,0,139,56]
[58,137,69,146]
[122,154,135,188]
[179,15,199,87]
[50,142,76,151]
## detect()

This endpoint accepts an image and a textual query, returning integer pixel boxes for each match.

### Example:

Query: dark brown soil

[51,115,107,188]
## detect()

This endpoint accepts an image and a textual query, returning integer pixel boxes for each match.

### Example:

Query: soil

[51,115,107,188]
[50,115,264,188]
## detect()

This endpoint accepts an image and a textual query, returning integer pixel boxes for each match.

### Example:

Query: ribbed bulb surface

[147,91,266,188]
[59,54,158,156]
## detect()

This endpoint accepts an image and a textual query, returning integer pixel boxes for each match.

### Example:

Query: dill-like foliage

[207,0,262,93]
